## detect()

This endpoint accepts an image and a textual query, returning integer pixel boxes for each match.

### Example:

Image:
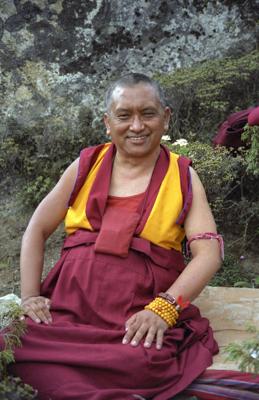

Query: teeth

[129,136,145,140]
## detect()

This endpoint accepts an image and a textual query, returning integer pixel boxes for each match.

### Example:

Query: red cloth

[7,230,218,400]
[1,145,217,399]
[212,107,257,149]
[248,106,259,126]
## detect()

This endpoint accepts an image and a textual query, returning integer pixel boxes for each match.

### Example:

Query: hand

[122,309,168,350]
[21,296,52,324]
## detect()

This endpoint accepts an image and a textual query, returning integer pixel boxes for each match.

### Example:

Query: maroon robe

[1,145,218,400]
[212,107,258,150]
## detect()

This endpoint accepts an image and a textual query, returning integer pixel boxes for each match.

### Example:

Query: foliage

[225,326,259,374]
[0,107,104,207]
[209,254,256,288]
[0,376,37,399]
[166,141,243,216]
[166,140,259,255]
[0,302,26,377]
[0,301,37,398]
[156,51,259,142]
[242,124,259,177]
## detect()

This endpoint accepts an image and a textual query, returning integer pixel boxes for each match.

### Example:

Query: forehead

[110,83,162,110]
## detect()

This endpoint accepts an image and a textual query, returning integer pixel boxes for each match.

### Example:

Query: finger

[23,302,51,324]
[130,325,149,347]
[156,329,165,350]
[125,314,137,331]
[39,302,52,322]
[122,324,138,344]
[24,309,42,324]
[37,307,52,324]
[34,305,52,324]
[143,327,157,348]
[123,316,140,344]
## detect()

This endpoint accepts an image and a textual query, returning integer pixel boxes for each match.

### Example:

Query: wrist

[158,292,190,311]
[145,297,179,328]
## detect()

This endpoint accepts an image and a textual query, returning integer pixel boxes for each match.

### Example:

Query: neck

[114,146,161,172]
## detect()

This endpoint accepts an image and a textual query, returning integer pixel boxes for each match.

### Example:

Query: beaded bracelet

[144,297,179,328]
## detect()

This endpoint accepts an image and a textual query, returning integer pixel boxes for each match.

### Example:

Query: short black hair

[105,73,167,111]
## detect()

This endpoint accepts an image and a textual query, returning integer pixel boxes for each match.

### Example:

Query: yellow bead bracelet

[144,297,179,328]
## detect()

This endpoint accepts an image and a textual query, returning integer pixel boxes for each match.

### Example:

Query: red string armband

[186,232,224,260]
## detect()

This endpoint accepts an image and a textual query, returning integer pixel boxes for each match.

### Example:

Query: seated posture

[1,74,258,400]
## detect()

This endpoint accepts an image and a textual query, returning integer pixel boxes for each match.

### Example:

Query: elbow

[22,223,47,247]
[215,255,222,272]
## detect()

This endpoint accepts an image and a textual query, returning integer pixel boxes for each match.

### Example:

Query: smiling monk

[2,73,258,400]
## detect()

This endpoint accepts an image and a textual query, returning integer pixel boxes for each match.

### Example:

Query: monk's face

[104,83,170,160]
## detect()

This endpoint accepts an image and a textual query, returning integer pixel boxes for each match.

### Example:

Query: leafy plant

[0,301,37,398]
[225,326,259,374]
[209,254,254,288]
[166,139,259,255]
[156,51,259,142]
[0,107,104,207]
[242,124,259,177]
[0,375,37,399]
[0,302,26,377]
[166,141,244,217]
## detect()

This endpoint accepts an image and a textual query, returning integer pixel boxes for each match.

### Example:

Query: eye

[116,114,130,120]
[142,111,156,118]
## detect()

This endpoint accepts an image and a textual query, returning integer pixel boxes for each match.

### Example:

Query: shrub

[166,141,244,220]
[0,376,37,399]
[0,108,105,207]
[166,140,259,254]
[156,51,259,142]
[210,254,255,288]
[0,302,37,398]
[242,124,259,177]
[225,326,259,374]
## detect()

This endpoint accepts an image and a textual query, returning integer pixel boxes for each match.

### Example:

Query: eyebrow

[114,108,131,113]
[114,106,158,113]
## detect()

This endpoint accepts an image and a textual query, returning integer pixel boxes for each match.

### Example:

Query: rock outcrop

[0,0,257,135]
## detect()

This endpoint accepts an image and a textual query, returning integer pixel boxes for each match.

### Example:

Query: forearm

[20,227,46,299]
[166,244,221,302]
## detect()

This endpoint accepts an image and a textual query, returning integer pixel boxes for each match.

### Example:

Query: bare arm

[20,158,79,323]
[165,166,222,301]
[123,167,222,349]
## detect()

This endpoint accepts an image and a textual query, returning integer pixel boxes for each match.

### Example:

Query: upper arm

[25,158,79,239]
[184,167,219,257]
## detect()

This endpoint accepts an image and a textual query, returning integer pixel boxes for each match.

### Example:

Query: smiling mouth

[127,135,147,141]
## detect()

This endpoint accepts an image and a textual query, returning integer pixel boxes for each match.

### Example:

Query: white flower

[161,135,171,141]
[172,139,188,146]
[251,350,259,360]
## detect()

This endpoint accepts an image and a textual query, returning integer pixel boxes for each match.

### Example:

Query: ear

[104,113,111,135]
[164,107,171,131]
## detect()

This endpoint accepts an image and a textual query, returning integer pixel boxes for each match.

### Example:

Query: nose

[129,115,144,132]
